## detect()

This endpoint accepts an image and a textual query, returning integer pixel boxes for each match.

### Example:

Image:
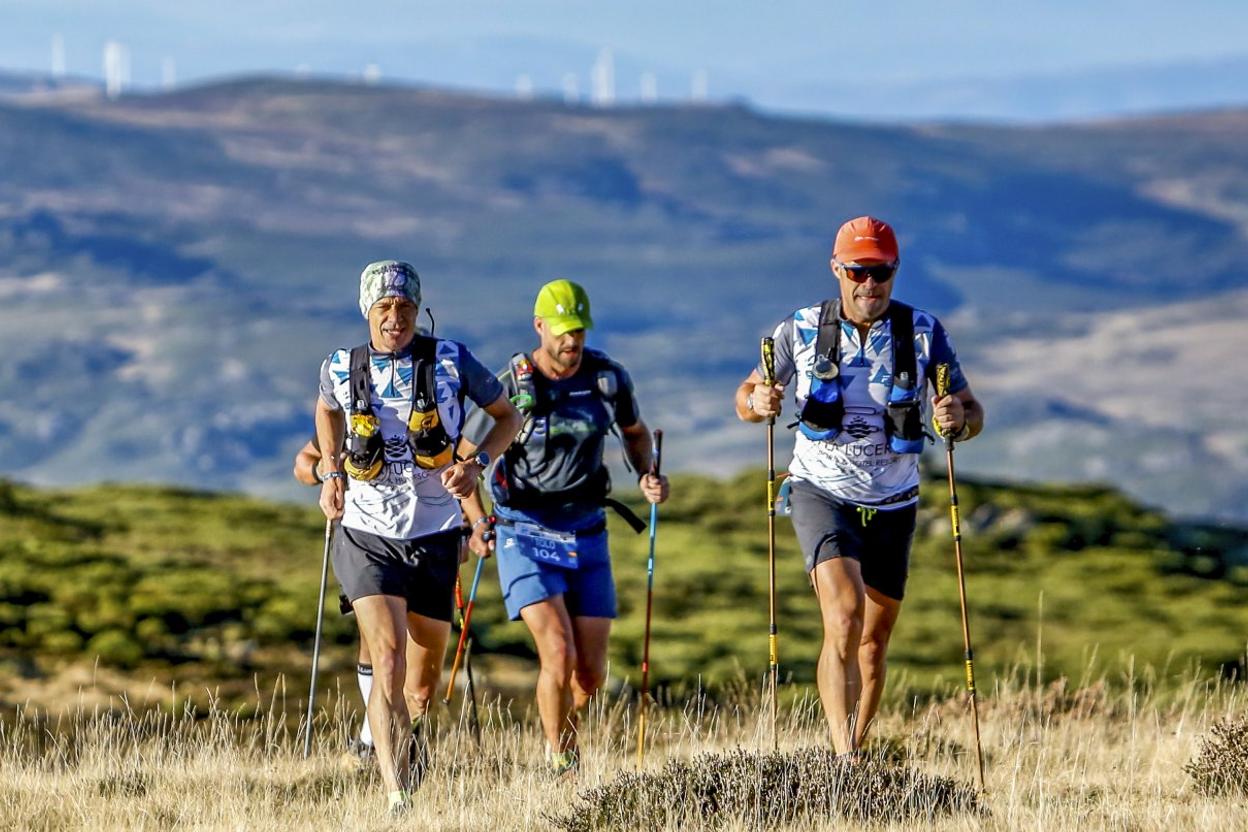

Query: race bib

[509,522,580,570]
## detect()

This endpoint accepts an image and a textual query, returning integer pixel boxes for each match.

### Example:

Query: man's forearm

[315,404,345,473]
[736,381,763,423]
[460,488,488,524]
[294,452,321,486]
[623,427,654,476]
[474,410,522,465]
[962,400,985,440]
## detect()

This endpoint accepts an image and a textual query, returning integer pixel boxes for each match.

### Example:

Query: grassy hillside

[2,470,1245,713]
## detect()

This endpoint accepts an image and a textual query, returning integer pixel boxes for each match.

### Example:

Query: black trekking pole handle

[651,429,663,478]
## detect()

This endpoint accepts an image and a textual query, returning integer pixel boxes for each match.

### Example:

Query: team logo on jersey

[384,435,409,462]
[844,417,875,440]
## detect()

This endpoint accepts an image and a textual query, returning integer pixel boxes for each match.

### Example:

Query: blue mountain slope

[0,79,1244,518]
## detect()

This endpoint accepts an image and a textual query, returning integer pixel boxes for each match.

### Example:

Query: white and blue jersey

[762,301,966,508]
[319,339,503,540]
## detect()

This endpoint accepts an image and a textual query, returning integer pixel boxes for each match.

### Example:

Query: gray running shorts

[331,526,461,622]
[788,479,917,601]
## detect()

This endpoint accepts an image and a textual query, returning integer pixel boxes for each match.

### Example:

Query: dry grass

[1,670,1246,831]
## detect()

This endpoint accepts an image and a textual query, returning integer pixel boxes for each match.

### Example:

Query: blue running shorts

[494,522,617,620]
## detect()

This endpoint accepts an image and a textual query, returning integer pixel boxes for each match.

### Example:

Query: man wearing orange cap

[735,217,984,755]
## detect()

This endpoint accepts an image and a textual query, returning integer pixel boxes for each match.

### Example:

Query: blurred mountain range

[769,55,1248,122]
[0,73,1245,519]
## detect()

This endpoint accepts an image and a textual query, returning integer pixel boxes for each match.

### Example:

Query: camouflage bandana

[359,260,421,317]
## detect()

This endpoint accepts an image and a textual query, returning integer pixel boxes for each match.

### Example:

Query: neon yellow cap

[534,279,593,336]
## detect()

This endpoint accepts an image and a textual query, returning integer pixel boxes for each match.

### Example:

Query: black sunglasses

[837,262,898,283]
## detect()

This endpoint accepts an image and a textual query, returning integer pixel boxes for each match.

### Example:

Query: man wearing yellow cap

[735,217,984,757]
[461,279,669,777]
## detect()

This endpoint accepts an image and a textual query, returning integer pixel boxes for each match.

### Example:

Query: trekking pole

[463,633,481,745]
[443,522,490,705]
[303,517,334,759]
[453,572,482,745]
[635,429,664,765]
[761,336,779,752]
[936,363,986,790]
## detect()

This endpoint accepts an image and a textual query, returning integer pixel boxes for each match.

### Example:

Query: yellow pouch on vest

[407,408,439,433]
[351,413,380,438]
[344,455,384,481]
[412,445,455,470]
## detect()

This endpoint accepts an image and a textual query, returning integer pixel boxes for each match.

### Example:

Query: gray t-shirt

[465,349,639,517]
[319,337,503,540]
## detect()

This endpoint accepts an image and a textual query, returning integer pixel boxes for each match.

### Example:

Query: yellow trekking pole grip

[761,337,776,387]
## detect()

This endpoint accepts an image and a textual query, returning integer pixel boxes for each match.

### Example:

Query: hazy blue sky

[5,1,1248,118]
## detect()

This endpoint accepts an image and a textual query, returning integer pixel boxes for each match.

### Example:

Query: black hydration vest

[494,349,645,533]
[343,337,455,479]
[796,300,931,454]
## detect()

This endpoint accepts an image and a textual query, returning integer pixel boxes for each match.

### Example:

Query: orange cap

[833,216,899,263]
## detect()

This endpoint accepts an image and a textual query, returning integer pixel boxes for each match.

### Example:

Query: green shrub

[86,629,144,668]
[252,595,309,643]
[74,598,137,635]
[24,603,72,639]
[0,602,24,627]
[40,630,84,654]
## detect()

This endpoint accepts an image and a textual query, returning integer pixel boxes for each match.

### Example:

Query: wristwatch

[474,450,491,468]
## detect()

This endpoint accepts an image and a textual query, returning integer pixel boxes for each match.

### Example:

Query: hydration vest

[342,337,455,480]
[494,349,646,533]
[508,349,622,447]
[796,299,931,455]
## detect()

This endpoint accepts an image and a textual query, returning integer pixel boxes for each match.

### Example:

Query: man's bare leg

[403,612,452,719]
[812,557,867,755]
[569,616,611,712]
[353,594,411,795]
[853,586,902,749]
[520,596,578,752]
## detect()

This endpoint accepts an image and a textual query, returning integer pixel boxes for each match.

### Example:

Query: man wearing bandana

[315,260,521,812]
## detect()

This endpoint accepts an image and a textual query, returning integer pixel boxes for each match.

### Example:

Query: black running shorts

[331,526,461,622]
[788,479,917,601]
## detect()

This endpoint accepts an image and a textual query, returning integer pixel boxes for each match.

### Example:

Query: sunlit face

[534,317,586,373]
[832,257,897,325]
[368,296,418,353]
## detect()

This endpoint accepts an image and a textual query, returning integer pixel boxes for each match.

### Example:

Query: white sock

[357,662,374,746]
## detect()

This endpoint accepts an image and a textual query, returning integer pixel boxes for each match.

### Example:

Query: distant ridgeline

[1,473,1244,708]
